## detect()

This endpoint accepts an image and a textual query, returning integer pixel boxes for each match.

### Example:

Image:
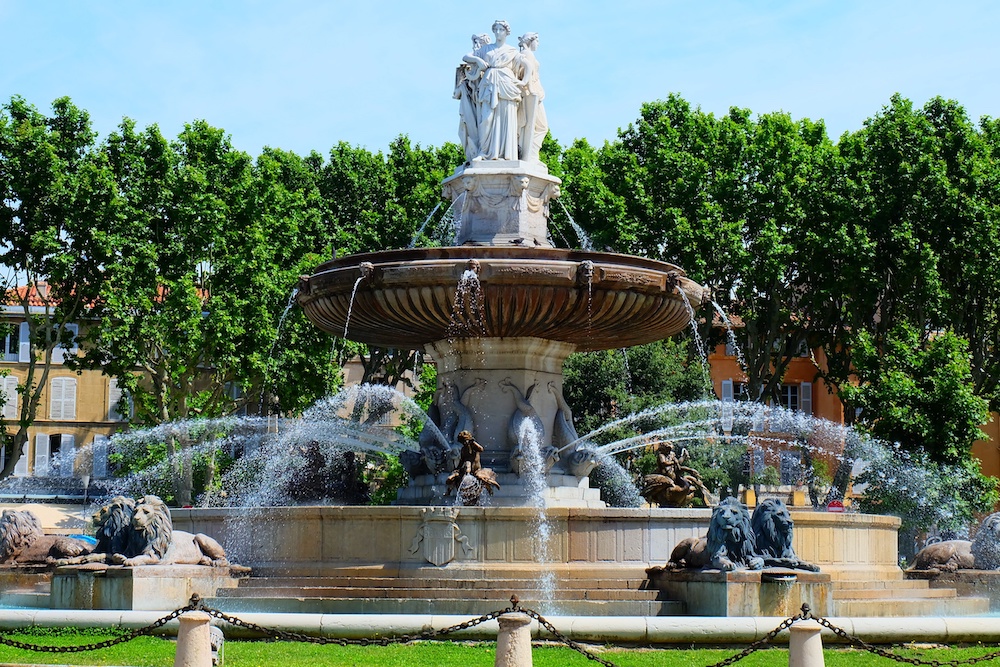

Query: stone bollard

[789,620,825,667]
[495,612,533,667]
[174,610,214,667]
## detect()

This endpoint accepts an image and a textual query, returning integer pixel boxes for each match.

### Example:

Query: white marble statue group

[454,20,548,163]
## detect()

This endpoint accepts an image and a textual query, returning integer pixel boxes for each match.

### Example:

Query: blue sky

[1,1,998,157]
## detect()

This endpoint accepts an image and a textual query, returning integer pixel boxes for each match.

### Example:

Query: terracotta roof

[711,311,745,328]
[6,281,52,307]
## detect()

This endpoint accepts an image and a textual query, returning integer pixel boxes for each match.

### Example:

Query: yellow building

[0,315,125,483]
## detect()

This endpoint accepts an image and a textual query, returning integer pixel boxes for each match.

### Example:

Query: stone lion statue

[110,495,229,567]
[668,497,764,571]
[972,511,1000,570]
[0,509,93,565]
[751,498,820,571]
[53,495,136,566]
[909,539,974,574]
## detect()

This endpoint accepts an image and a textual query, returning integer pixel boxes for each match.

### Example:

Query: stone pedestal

[425,337,576,473]
[645,568,833,617]
[442,161,561,248]
[51,564,244,610]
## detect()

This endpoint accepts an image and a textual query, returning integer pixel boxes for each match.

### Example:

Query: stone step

[833,596,989,617]
[835,579,929,591]
[217,585,659,602]
[235,576,650,591]
[207,595,684,617]
[833,587,956,600]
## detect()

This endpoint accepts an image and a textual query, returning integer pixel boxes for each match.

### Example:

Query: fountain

[3,22,981,619]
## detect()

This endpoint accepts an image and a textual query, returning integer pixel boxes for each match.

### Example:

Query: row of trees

[2,92,999,515]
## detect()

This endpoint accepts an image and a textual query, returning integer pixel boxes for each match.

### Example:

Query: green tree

[0,96,113,480]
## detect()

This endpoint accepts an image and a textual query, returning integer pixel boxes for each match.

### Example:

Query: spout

[359,261,375,284]
[576,260,595,287]
[465,258,481,275]
[297,275,312,297]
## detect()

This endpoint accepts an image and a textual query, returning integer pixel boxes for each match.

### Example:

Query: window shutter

[2,376,18,420]
[800,381,812,415]
[50,378,77,420]
[108,379,124,421]
[13,448,27,476]
[92,435,109,478]
[17,322,30,363]
[721,379,734,401]
[34,433,49,476]
[60,434,75,477]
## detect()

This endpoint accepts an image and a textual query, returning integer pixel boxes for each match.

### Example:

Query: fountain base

[51,564,248,611]
[395,473,606,507]
[645,567,833,616]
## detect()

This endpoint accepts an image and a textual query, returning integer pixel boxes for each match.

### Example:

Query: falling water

[620,348,633,394]
[556,200,593,251]
[712,300,747,379]
[448,268,485,338]
[679,294,712,394]
[517,419,558,611]
[407,201,444,248]
[343,276,365,338]
[261,287,300,410]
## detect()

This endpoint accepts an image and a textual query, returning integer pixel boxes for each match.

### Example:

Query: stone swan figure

[501,378,559,475]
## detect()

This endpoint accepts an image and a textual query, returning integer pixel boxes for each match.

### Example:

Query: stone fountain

[296,21,705,508]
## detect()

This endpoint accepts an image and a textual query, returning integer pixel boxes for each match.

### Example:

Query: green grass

[0,634,998,667]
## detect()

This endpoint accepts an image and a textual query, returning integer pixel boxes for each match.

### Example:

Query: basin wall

[172,507,900,579]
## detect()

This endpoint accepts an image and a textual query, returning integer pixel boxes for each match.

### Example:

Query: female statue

[455,33,491,163]
[463,20,522,161]
[516,32,547,163]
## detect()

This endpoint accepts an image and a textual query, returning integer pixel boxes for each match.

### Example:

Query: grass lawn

[0,634,998,667]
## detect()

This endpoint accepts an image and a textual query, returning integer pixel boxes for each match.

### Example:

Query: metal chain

[4,594,1000,667]
[810,611,1000,667]
[200,595,516,646]
[0,602,196,654]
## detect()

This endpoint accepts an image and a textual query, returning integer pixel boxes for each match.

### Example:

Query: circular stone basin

[297,247,707,351]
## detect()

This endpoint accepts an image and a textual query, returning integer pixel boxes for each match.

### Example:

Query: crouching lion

[0,509,93,565]
[110,495,229,567]
[668,497,764,571]
[909,539,974,574]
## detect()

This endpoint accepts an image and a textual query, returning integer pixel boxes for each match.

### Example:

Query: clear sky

[1,1,998,157]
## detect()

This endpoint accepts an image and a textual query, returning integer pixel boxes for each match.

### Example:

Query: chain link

[0,602,196,654]
[3,594,1000,667]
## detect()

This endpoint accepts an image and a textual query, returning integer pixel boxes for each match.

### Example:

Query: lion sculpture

[0,509,93,565]
[109,495,229,567]
[972,511,1000,571]
[52,495,137,566]
[668,497,764,571]
[751,498,820,571]
[56,495,230,568]
[909,539,974,574]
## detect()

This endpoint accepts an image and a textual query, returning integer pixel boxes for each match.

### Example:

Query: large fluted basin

[297,247,707,351]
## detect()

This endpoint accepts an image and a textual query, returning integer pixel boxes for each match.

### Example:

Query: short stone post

[788,620,825,667]
[174,610,213,667]
[495,612,533,667]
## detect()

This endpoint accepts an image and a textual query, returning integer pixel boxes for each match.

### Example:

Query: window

[779,384,799,412]
[49,378,77,420]
[2,325,19,362]
[51,324,79,364]
[1,376,18,420]
[34,433,75,477]
[780,450,804,485]
[108,378,130,422]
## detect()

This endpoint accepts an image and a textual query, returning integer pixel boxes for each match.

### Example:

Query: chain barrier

[0,600,197,653]
[2,595,1000,667]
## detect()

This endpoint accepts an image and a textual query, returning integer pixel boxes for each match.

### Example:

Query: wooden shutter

[50,378,77,420]
[13,448,27,476]
[34,433,49,476]
[800,381,812,415]
[2,376,18,420]
[17,322,30,363]
[92,435,109,478]
[108,378,124,421]
[59,434,75,477]
[721,380,734,401]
